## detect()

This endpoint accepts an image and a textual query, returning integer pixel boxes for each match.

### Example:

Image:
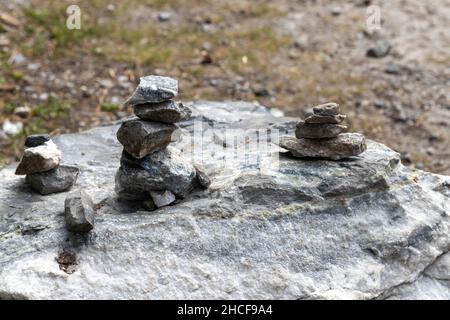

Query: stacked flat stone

[115,75,210,210]
[15,134,79,194]
[279,103,367,160]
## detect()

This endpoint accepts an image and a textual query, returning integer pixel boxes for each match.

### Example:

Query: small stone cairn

[279,102,367,160]
[115,75,210,210]
[15,134,79,194]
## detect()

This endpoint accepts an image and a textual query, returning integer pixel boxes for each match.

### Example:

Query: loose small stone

[279,133,367,160]
[24,134,51,148]
[65,190,95,233]
[26,165,79,195]
[295,121,346,139]
[15,140,61,175]
[194,164,211,189]
[133,101,192,123]
[117,119,176,159]
[367,40,391,58]
[313,103,340,116]
[123,75,178,107]
[305,114,346,124]
[150,190,176,208]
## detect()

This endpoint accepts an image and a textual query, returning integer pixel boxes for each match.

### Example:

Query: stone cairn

[115,75,210,210]
[279,102,367,160]
[15,134,79,195]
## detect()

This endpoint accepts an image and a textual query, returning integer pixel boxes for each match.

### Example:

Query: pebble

[26,165,79,195]
[133,101,192,123]
[158,11,172,22]
[14,106,31,118]
[2,120,23,136]
[24,134,51,148]
[123,75,178,107]
[116,119,176,159]
[313,103,340,116]
[367,40,391,58]
[64,190,95,232]
[15,141,61,175]
[295,121,347,139]
[150,190,176,208]
[305,114,346,124]
[194,164,211,189]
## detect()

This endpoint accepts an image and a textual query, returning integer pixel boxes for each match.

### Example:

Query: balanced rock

[295,121,346,139]
[194,164,211,189]
[305,114,346,124]
[117,119,176,159]
[25,165,79,195]
[279,133,367,160]
[24,134,51,148]
[15,141,61,175]
[133,101,192,123]
[115,148,196,200]
[124,75,178,107]
[64,190,95,233]
[313,102,340,116]
[150,190,176,208]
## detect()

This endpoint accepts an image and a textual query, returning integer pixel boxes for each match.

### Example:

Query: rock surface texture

[0,101,449,300]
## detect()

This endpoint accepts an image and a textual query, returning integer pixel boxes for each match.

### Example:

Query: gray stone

[194,164,211,189]
[150,190,176,208]
[117,119,176,159]
[295,121,346,139]
[24,134,50,148]
[64,190,95,233]
[25,165,79,195]
[0,101,449,300]
[279,133,367,160]
[313,102,340,116]
[15,141,61,175]
[305,114,346,124]
[133,101,192,123]
[367,40,392,58]
[123,75,178,107]
[115,148,196,200]
[158,11,172,22]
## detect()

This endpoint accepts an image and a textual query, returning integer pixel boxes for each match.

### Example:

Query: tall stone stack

[15,134,79,195]
[279,102,367,160]
[115,75,210,210]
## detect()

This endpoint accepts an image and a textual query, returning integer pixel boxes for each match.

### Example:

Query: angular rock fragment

[123,75,178,107]
[367,40,391,58]
[279,133,367,160]
[305,114,346,124]
[194,164,211,189]
[24,134,51,148]
[25,165,79,195]
[15,141,61,175]
[295,121,346,139]
[313,102,340,116]
[117,119,176,159]
[133,101,192,123]
[115,148,196,200]
[150,190,176,208]
[64,190,95,233]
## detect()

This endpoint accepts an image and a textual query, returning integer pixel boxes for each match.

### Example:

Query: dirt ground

[0,0,449,173]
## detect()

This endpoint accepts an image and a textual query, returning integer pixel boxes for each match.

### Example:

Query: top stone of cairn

[312,102,340,116]
[124,75,178,107]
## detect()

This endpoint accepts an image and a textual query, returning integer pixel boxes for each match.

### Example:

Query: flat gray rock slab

[0,101,449,300]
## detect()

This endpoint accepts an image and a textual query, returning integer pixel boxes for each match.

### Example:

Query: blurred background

[0,0,449,173]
